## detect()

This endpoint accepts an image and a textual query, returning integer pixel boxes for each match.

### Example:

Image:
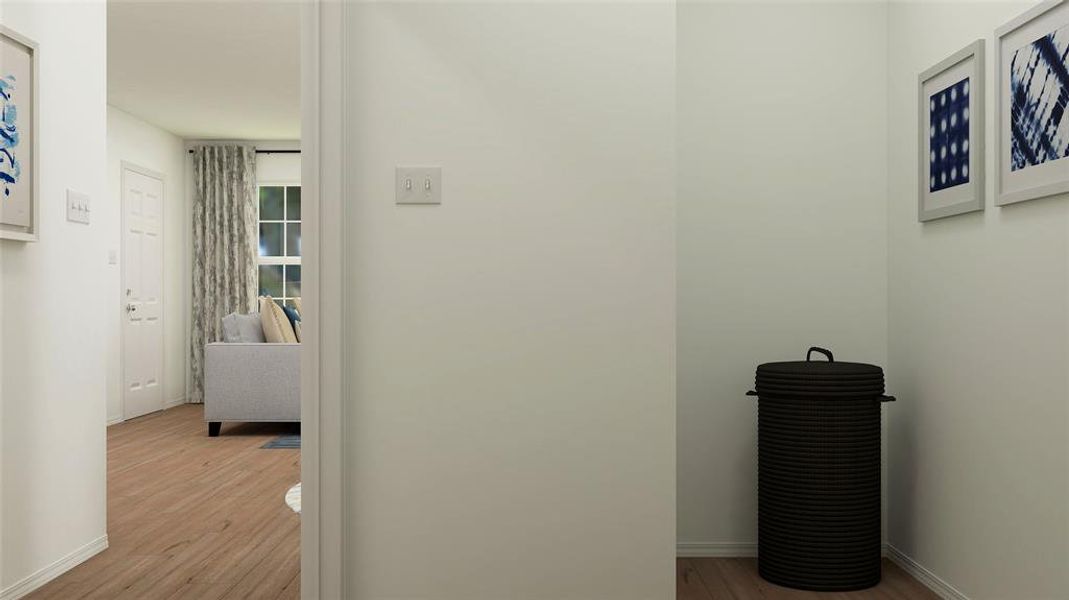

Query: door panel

[122,167,164,420]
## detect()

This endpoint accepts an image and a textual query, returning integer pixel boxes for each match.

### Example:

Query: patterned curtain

[190,146,258,403]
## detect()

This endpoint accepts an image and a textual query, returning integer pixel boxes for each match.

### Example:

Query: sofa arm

[204,342,301,423]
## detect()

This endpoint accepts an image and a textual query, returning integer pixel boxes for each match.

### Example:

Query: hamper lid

[754,347,886,397]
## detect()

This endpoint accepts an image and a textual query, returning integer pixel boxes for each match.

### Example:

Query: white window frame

[257,181,302,306]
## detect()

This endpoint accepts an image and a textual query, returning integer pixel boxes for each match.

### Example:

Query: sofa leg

[208,422,221,437]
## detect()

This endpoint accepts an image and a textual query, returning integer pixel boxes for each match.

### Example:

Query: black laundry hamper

[748,347,894,591]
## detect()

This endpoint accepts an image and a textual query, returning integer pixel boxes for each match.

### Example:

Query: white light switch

[396,166,442,205]
[66,189,91,224]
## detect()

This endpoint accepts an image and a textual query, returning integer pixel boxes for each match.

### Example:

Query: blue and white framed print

[0,25,38,242]
[919,40,985,222]
[996,0,1069,206]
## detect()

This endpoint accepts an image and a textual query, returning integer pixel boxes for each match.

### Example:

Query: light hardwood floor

[26,404,300,600]
[24,404,937,600]
[677,557,939,600]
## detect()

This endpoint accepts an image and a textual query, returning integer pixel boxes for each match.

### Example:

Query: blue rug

[262,434,300,449]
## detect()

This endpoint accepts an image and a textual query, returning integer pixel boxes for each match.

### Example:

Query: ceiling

[108,1,300,140]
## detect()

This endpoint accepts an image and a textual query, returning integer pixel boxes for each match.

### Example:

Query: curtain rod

[187,149,301,154]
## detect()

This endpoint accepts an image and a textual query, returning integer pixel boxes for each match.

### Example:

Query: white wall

[106,106,188,423]
[886,2,1069,597]
[256,149,301,184]
[0,0,109,595]
[339,3,676,598]
[677,1,890,551]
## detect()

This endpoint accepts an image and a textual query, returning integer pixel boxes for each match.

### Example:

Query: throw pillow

[260,296,298,344]
[282,304,300,331]
[221,312,243,343]
[223,312,267,343]
[290,298,303,341]
[237,312,265,343]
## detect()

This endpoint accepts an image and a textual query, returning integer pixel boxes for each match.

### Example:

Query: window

[257,185,301,308]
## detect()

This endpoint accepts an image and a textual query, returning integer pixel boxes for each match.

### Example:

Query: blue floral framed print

[0,25,38,241]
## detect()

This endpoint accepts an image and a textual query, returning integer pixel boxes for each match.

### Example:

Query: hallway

[25,405,300,600]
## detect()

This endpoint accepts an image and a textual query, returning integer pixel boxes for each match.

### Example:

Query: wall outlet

[395,166,442,205]
[66,189,91,224]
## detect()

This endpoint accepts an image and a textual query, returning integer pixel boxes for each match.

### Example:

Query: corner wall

[886,2,1069,598]
[339,3,676,597]
[106,106,189,423]
[0,1,109,595]
[677,0,890,551]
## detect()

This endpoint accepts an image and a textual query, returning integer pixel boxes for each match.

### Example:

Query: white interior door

[122,165,164,420]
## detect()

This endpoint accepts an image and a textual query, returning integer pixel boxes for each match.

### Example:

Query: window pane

[285,265,301,299]
[286,186,301,220]
[259,223,284,256]
[286,223,301,257]
[258,265,284,298]
[260,186,284,220]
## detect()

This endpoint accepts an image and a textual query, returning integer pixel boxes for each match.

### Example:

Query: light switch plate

[395,166,442,205]
[66,189,91,224]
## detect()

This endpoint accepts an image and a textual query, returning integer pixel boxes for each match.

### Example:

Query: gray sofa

[204,342,300,436]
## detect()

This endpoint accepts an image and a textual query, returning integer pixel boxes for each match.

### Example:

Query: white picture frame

[0,25,38,242]
[994,0,1069,206]
[918,40,985,222]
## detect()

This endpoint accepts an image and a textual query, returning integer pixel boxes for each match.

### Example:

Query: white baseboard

[163,396,188,410]
[678,541,963,600]
[676,542,757,557]
[0,535,108,600]
[107,397,186,426]
[884,544,969,600]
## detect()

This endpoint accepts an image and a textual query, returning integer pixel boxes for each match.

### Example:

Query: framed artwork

[0,26,38,242]
[995,0,1069,206]
[918,40,985,222]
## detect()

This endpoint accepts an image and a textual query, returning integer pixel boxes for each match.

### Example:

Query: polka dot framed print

[918,40,985,222]
[995,0,1069,206]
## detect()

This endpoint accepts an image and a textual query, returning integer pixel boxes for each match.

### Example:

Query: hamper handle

[806,347,834,362]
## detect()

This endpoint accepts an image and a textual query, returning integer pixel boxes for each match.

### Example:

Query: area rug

[262,434,300,449]
[285,483,301,514]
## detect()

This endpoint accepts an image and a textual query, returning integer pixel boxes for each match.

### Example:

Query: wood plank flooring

[23,404,937,600]
[677,557,939,600]
[25,404,300,600]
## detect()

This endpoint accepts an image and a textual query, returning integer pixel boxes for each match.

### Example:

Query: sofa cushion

[222,312,266,343]
[260,296,298,344]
